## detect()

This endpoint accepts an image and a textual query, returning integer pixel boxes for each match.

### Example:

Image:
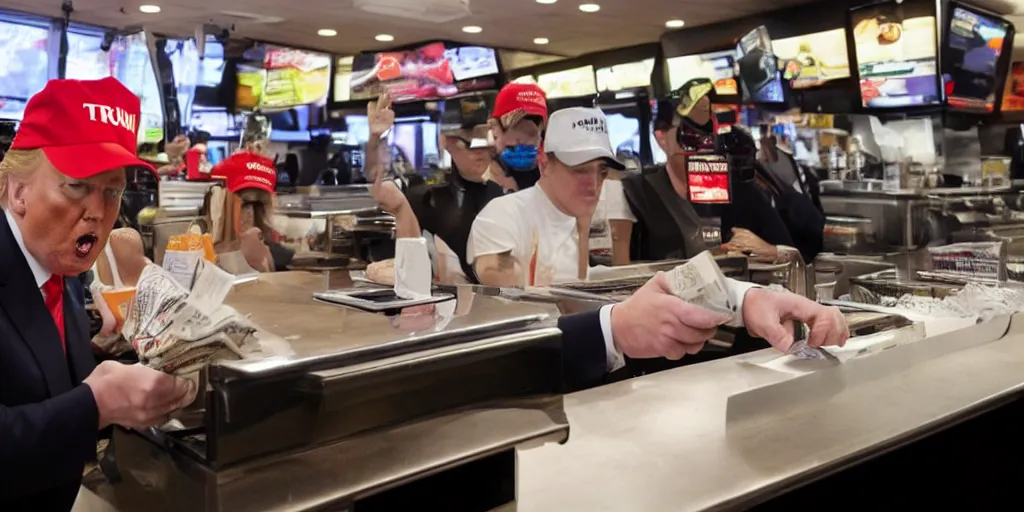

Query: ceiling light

[462,26,483,34]
[536,0,558,3]
[579,3,600,12]
[665,19,685,29]
[317,29,337,37]
[534,37,550,45]
[375,34,395,42]
[138,5,161,13]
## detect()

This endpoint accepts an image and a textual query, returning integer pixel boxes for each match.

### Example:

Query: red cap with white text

[10,77,155,177]
[491,83,548,129]
[213,152,278,194]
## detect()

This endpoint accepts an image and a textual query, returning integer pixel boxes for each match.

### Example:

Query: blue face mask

[499,145,539,172]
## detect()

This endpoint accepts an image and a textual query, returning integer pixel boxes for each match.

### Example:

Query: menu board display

[0,20,50,120]
[236,45,331,110]
[334,56,353,102]
[772,28,851,89]
[445,46,499,81]
[596,59,655,91]
[944,4,1011,112]
[109,32,165,144]
[537,65,597,99]
[735,26,785,103]
[851,2,940,108]
[666,50,738,95]
[350,42,456,102]
[1001,62,1024,112]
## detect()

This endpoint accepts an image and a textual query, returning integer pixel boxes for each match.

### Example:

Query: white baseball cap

[543,107,625,170]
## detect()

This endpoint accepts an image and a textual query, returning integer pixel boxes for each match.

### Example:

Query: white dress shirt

[596,279,759,372]
[4,209,50,294]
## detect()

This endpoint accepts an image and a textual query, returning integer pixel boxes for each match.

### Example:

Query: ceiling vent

[219,11,285,24]
[353,0,471,24]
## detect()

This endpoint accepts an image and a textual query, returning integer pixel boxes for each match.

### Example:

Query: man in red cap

[486,83,548,191]
[0,77,197,511]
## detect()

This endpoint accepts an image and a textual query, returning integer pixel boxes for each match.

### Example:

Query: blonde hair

[0,149,43,206]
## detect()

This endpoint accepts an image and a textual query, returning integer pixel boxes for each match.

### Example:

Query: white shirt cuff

[599,304,626,372]
[724,278,760,327]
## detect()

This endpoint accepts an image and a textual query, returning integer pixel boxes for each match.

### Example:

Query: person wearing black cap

[606,79,796,265]
[364,93,504,283]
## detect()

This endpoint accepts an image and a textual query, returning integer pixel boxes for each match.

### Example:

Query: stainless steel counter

[515,313,1023,511]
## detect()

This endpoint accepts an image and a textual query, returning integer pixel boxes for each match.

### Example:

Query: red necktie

[42,275,65,353]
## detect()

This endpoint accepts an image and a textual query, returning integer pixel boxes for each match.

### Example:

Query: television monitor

[261,46,332,109]
[1001,62,1024,112]
[537,66,597,99]
[850,1,941,108]
[0,20,50,121]
[190,108,238,138]
[108,31,165,144]
[350,42,457,103]
[772,28,851,89]
[666,50,738,95]
[66,30,113,80]
[735,26,785,104]
[597,59,655,92]
[445,46,499,81]
[334,56,354,102]
[943,3,1013,113]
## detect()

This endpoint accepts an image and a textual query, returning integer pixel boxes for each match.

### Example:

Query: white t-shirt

[589,179,635,255]
[468,185,581,286]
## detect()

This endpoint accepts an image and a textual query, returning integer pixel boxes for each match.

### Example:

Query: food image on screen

[537,66,597,99]
[1001,61,1024,112]
[773,28,851,89]
[851,2,940,108]
[944,5,1010,112]
[735,26,784,103]
[666,50,738,95]
[350,42,456,103]
[444,46,498,81]
[261,47,331,108]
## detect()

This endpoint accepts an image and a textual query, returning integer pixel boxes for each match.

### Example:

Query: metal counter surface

[221,272,560,376]
[515,314,1024,511]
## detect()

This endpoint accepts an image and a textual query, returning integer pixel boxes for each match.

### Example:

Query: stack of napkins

[665,251,735,317]
[121,262,257,375]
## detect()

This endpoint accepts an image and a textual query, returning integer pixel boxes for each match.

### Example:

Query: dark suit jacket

[0,215,100,511]
[557,309,610,393]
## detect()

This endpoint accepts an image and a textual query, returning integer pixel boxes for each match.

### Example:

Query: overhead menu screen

[851,2,940,108]
[0,20,49,121]
[537,65,597,99]
[596,59,655,91]
[735,26,784,103]
[666,50,738,95]
[445,46,499,81]
[773,28,851,89]
[262,46,332,108]
[109,32,164,144]
[944,5,1011,113]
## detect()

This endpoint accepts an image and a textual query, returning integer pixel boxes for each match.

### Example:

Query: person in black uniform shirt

[606,79,794,265]
[0,77,196,511]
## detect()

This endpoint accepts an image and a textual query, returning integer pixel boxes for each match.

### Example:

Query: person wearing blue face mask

[484,83,548,192]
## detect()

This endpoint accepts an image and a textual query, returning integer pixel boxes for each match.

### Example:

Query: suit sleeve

[557,310,610,393]
[0,385,100,494]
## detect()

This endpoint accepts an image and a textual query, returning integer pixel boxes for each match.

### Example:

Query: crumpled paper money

[665,251,736,318]
[121,262,257,375]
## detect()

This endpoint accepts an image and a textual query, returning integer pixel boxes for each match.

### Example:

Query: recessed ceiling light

[579,3,600,12]
[317,29,337,37]
[138,5,161,13]
[534,37,550,45]
[462,26,483,34]
[536,0,557,4]
[665,19,685,28]
[375,34,395,42]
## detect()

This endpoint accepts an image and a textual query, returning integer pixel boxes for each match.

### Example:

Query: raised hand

[368,91,395,139]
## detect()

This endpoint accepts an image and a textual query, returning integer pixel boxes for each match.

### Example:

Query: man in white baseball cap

[468,106,624,287]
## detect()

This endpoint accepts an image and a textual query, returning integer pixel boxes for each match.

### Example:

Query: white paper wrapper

[394,237,431,300]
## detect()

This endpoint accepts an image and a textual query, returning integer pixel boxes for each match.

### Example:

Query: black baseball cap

[440,96,492,148]
[655,78,718,129]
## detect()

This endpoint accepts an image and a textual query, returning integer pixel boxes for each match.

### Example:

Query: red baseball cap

[213,152,277,194]
[491,83,548,129]
[10,77,155,177]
